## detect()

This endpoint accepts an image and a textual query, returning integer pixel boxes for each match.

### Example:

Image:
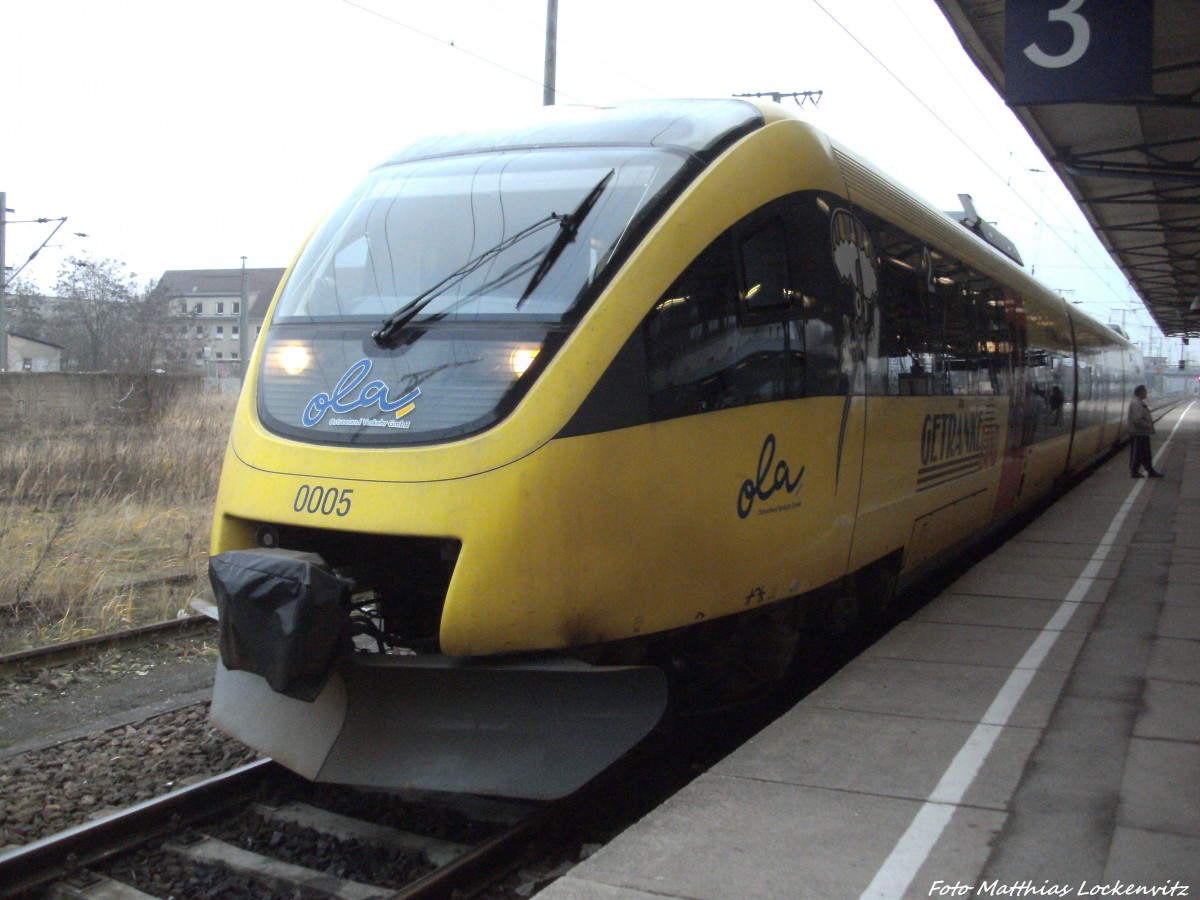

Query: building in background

[6,332,63,372]
[156,268,285,376]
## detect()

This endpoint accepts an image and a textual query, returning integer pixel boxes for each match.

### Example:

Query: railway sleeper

[255,800,468,866]
[166,836,389,899]
[48,872,159,899]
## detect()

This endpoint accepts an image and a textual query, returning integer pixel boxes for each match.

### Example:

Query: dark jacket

[1129,397,1155,436]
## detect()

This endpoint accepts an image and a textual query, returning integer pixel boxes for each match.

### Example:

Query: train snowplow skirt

[211,654,668,800]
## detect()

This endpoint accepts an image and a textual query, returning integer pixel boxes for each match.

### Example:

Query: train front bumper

[210,654,668,799]
[205,549,668,799]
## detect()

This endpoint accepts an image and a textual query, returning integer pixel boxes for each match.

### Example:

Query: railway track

[0,758,548,899]
[0,656,827,899]
[0,702,786,899]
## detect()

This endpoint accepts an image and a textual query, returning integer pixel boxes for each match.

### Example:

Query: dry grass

[0,389,237,653]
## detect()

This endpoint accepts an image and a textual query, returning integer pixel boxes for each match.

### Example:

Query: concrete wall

[0,373,204,427]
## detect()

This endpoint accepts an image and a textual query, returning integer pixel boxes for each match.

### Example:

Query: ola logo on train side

[737,434,805,519]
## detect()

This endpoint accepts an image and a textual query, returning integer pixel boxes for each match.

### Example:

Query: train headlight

[510,346,539,378]
[278,344,311,376]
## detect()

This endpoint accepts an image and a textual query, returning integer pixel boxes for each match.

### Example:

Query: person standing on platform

[1128,384,1163,478]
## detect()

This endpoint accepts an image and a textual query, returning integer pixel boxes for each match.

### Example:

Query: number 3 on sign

[1024,0,1090,69]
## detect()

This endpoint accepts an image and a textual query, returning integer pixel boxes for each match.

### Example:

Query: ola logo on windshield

[303,358,420,427]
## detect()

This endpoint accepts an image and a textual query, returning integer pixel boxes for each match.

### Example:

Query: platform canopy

[934,0,1200,336]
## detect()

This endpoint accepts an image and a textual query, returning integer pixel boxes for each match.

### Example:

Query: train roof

[385,99,768,166]
[380,98,1134,353]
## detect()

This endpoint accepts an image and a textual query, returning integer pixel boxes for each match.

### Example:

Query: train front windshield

[258,147,685,445]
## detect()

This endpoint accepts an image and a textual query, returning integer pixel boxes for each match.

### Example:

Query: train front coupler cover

[208,548,353,702]
[206,548,669,799]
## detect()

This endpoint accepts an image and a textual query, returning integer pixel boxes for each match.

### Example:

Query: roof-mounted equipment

[947,194,1024,267]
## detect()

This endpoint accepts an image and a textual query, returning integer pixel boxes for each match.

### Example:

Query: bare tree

[2,275,50,339]
[120,277,182,371]
[52,256,133,370]
[51,256,183,372]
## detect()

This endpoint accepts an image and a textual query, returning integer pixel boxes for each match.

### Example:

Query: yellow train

[207,99,1139,798]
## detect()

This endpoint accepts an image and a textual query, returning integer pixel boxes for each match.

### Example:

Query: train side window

[644,213,804,420]
[869,215,1018,398]
[1020,348,1071,444]
[787,193,842,397]
[972,276,1013,396]
[738,218,806,401]
[872,222,931,395]
[924,249,970,396]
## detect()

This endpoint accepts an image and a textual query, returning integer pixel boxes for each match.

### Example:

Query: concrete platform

[538,402,1200,900]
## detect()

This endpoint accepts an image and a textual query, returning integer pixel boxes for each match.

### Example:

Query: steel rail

[393,797,559,899]
[0,614,215,676]
[0,758,280,898]
[392,717,719,899]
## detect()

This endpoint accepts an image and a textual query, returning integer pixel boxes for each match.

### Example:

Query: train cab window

[741,221,791,311]
[739,220,805,400]
[644,214,804,420]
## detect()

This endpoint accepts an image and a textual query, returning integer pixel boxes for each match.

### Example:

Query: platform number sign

[1004,0,1153,105]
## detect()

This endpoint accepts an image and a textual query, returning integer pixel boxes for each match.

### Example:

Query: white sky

[1,0,1175,359]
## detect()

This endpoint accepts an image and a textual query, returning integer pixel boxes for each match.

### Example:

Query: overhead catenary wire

[4,216,68,287]
[336,0,586,104]
[477,0,663,97]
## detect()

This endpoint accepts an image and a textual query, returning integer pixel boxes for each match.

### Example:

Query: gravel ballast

[0,701,259,851]
[0,635,258,852]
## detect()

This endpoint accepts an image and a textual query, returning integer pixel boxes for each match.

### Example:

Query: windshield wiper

[518,169,615,306]
[371,168,616,347]
[372,214,563,347]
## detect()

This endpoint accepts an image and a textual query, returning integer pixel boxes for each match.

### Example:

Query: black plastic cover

[209,549,352,702]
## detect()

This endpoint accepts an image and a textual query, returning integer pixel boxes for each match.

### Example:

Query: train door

[561,191,863,630]
[852,213,1015,573]
[829,204,872,562]
[1062,317,1081,468]
[995,288,1030,513]
[722,194,864,597]
[995,288,1078,510]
